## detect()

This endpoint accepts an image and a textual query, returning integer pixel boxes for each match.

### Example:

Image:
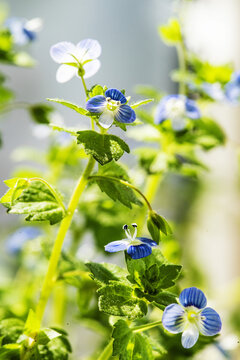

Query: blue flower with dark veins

[6,226,42,254]
[86,88,136,129]
[105,223,157,259]
[225,71,240,103]
[155,94,200,131]
[162,287,222,349]
[5,17,42,45]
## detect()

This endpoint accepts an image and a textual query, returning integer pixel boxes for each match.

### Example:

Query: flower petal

[83,59,101,79]
[86,96,106,113]
[137,237,157,247]
[171,117,187,131]
[179,287,207,309]
[77,38,101,59]
[6,17,28,45]
[127,243,152,259]
[199,307,222,336]
[162,304,185,334]
[98,110,114,129]
[114,105,136,124]
[56,65,76,83]
[50,42,76,64]
[185,99,200,119]
[225,82,240,102]
[154,95,172,124]
[181,323,199,349]
[105,240,129,253]
[105,89,127,104]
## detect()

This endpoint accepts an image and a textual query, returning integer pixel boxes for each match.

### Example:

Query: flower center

[185,306,201,325]
[123,223,139,244]
[165,97,185,119]
[106,97,121,111]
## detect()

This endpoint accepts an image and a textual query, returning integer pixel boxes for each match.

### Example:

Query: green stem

[97,339,114,360]
[132,320,162,333]
[81,76,88,97]
[88,175,153,211]
[35,156,95,327]
[176,41,186,95]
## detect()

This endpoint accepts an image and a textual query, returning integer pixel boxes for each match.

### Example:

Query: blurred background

[1,0,240,358]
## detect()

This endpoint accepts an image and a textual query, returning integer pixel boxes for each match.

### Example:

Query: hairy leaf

[86,262,129,285]
[29,104,54,124]
[47,98,89,116]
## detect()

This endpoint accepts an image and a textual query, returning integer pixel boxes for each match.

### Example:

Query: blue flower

[50,39,101,83]
[225,71,240,103]
[5,17,42,45]
[6,226,42,254]
[201,83,225,101]
[162,287,222,349]
[86,88,136,129]
[105,223,157,259]
[155,95,200,131]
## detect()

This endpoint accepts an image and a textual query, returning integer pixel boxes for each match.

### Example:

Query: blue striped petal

[199,307,222,336]
[105,89,127,104]
[162,304,185,334]
[185,99,201,119]
[137,237,157,247]
[179,287,207,309]
[127,243,152,259]
[86,96,106,113]
[181,324,199,348]
[105,240,129,253]
[114,105,136,124]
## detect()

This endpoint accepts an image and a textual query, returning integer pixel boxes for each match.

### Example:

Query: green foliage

[92,162,142,208]
[147,211,172,243]
[159,18,182,45]
[86,262,129,286]
[131,99,153,109]
[112,320,154,360]
[0,318,24,345]
[88,84,106,98]
[47,98,89,116]
[0,178,66,225]
[77,130,130,165]
[29,104,54,125]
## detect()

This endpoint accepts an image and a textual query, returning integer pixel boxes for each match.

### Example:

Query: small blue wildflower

[162,287,222,349]
[5,17,42,45]
[201,82,225,101]
[105,223,157,259]
[155,94,200,131]
[86,88,136,129]
[225,71,240,103]
[50,39,101,83]
[6,226,42,254]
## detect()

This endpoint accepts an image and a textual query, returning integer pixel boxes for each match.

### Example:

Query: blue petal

[105,240,128,253]
[105,89,126,104]
[162,304,185,334]
[114,105,136,124]
[181,324,199,348]
[179,287,207,309]
[154,95,179,124]
[23,28,35,41]
[199,307,222,336]
[127,243,152,259]
[225,82,240,102]
[6,227,42,254]
[86,96,106,113]
[185,99,201,119]
[137,237,157,247]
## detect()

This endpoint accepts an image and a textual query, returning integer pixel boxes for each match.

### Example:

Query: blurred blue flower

[105,223,157,259]
[6,226,42,254]
[5,17,42,45]
[225,71,240,103]
[162,287,222,349]
[155,94,200,131]
[86,88,136,129]
[202,82,225,101]
[50,39,101,83]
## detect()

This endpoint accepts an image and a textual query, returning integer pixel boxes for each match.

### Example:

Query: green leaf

[148,211,172,237]
[77,130,130,165]
[50,123,78,136]
[97,282,147,319]
[112,320,154,360]
[37,328,62,346]
[47,98,89,116]
[146,291,177,310]
[92,163,142,208]
[131,99,153,109]
[0,344,21,359]
[88,84,104,98]
[86,262,129,285]
[28,104,54,125]
[1,178,66,225]
[38,335,72,359]
[159,18,182,45]
[0,318,24,345]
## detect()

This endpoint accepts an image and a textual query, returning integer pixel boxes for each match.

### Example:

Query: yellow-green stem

[97,339,114,360]
[35,156,95,327]
[132,320,162,333]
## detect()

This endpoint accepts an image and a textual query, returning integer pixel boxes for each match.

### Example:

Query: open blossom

[50,39,101,83]
[155,94,200,131]
[162,287,222,349]
[6,17,42,45]
[225,71,240,102]
[105,223,157,259]
[86,88,136,129]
